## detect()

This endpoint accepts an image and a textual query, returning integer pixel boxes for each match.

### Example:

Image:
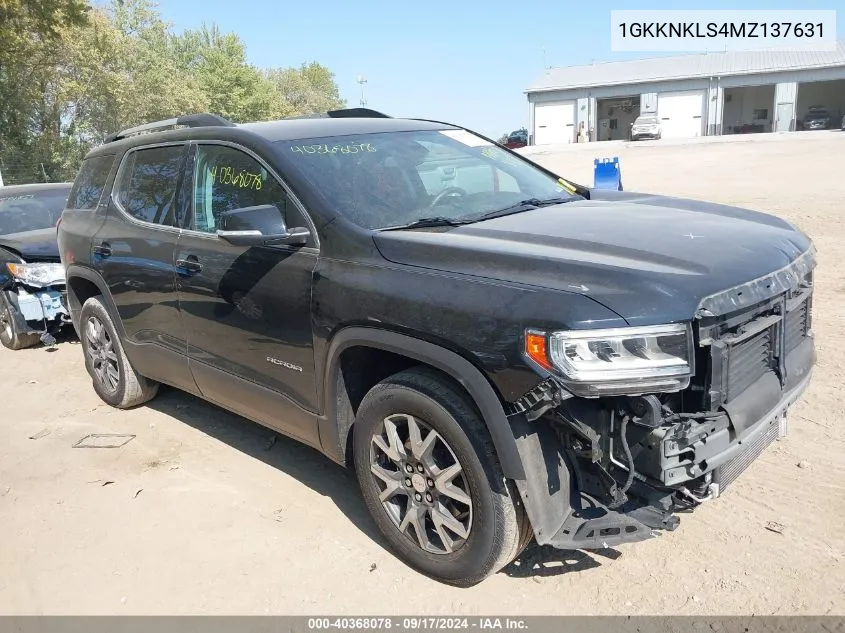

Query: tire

[353,366,531,586]
[0,293,41,350]
[79,295,158,408]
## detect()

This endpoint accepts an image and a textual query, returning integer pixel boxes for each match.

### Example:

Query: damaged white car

[0,183,73,350]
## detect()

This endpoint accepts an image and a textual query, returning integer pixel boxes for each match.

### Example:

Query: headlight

[5,262,65,287]
[525,323,693,397]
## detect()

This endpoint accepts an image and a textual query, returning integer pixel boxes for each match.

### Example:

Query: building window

[753,109,769,121]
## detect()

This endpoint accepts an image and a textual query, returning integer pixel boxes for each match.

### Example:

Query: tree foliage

[0,0,345,184]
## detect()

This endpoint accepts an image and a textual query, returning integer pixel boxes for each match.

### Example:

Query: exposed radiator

[784,300,809,353]
[725,326,775,402]
[714,414,780,490]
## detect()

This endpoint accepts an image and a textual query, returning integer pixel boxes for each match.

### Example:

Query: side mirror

[215,204,310,247]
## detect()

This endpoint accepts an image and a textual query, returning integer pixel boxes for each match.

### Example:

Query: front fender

[319,326,526,480]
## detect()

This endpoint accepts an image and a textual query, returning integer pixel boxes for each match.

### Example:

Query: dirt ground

[1,131,844,615]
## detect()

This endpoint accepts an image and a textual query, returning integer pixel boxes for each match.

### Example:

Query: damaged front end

[508,250,816,551]
[1,261,71,347]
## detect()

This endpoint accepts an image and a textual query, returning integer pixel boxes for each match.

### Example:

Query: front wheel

[0,293,40,350]
[353,367,531,586]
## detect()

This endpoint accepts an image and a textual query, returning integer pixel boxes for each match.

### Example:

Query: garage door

[658,90,704,139]
[534,101,575,145]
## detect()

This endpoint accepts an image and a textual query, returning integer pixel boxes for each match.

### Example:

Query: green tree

[171,24,290,123]
[0,0,347,184]
[0,0,89,182]
[267,62,346,115]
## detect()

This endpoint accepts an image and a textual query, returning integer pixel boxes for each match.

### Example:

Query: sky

[153,0,844,138]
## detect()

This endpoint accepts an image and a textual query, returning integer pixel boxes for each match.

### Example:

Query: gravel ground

[1,130,843,615]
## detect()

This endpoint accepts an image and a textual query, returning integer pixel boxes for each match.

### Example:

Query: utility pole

[357,75,368,107]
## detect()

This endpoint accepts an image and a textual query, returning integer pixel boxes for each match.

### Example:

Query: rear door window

[114,145,186,226]
[67,155,115,210]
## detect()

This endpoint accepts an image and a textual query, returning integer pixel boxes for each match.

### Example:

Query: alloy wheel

[369,413,473,555]
[85,316,119,393]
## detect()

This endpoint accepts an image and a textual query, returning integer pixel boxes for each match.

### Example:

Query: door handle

[93,242,112,258]
[176,257,203,274]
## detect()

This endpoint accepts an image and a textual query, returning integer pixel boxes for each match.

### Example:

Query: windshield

[0,188,68,235]
[634,117,659,125]
[806,111,829,119]
[276,129,578,230]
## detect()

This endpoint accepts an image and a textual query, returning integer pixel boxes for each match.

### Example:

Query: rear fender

[64,264,125,340]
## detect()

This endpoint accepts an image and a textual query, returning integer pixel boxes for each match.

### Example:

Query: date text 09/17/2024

[307,617,528,630]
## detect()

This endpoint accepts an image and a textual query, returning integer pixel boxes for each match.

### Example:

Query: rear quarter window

[67,154,115,210]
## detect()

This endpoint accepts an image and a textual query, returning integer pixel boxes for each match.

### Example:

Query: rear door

[175,142,320,445]
[93,142,196,393]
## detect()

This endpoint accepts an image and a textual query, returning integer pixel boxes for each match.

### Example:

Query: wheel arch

[319,327,526,480]
[64,265,125,340]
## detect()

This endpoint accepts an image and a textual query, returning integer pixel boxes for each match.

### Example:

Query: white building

[526,42,845,144]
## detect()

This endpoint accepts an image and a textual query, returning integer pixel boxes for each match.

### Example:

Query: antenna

[357,75,368,107]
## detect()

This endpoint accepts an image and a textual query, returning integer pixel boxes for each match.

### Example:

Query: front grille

[714,414,780,490]
[725,327,775,402]
[784,300,809,353]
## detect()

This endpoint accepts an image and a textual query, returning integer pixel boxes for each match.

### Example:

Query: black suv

[58,109,816,586]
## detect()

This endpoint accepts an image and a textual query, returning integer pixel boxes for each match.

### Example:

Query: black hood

[372,191,813,326]
[0,228,60,262]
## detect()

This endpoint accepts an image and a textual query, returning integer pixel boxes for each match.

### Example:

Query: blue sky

[154,0,843,138]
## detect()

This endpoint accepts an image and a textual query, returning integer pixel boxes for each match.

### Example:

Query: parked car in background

[630,114,662,140]
[59,110,815,586]
[803,107,832,130]
[0,182,73,349]
[841,113,845,131]
[503,129,528,149]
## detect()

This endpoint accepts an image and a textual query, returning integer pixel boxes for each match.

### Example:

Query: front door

[776,102,794,132]
[94,143,196,393]
[175,142,319,444]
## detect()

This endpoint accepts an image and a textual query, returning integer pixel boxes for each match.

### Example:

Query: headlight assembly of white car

[5,262,66,288]
[524,323,694,397]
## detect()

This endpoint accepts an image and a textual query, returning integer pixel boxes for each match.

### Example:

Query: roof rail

[284,107,392,120]
[104,113,235,143]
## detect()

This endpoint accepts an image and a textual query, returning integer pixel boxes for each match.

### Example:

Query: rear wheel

[79,296,158,408]
[0,294,40,350]
[353,367,531,586]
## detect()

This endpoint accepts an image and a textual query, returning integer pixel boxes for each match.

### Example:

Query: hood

[0,228,60,262]
[372,191,813,325]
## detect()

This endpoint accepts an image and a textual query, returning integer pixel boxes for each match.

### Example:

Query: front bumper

[626,340,813,489]
[16,287,67,322]
[3,286,70,335]
[631,129,659,139]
